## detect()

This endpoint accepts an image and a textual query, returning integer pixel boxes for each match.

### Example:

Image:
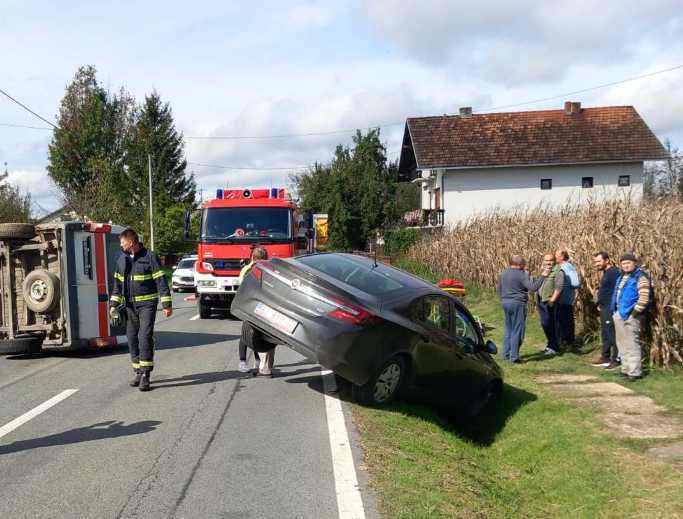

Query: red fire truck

[191,188,306,318]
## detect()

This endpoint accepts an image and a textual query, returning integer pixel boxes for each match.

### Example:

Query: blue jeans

[502,302,527,361]
[537,301,559,352]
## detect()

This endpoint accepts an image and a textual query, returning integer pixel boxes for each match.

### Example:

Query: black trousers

[126,304,156,372]
[238,323,261,362]
[537,301,559,352]
[557,304,575,347]
[599,306,618,361]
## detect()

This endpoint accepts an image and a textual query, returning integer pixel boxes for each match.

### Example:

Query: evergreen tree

[47,66,135,222]
[125,91,196,239]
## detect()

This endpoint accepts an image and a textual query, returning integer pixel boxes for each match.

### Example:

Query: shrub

[384,228,421,257]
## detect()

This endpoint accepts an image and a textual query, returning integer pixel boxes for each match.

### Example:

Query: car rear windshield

[298,254,405,296]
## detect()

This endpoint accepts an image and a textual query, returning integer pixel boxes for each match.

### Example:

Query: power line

[0,87,58,130]
[480,64,683,113]
[185,125,398,141]
[187,161,310,171]
[0,122,53,130]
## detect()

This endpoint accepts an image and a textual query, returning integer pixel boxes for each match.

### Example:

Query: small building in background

[398,102,668,225]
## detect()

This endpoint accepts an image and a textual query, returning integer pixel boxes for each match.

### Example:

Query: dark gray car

[231,253,503,411]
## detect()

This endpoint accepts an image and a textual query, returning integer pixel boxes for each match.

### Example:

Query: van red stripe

[94,233,108,337]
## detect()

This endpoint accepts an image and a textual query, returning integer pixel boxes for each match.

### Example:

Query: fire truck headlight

[198,280,217,288]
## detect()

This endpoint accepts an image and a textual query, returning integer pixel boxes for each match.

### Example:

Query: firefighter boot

[139,371,151,392]
[130,370,142,387]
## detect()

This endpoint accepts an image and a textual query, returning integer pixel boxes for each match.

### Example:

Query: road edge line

[322,369,366,519]
[0,389,79,440]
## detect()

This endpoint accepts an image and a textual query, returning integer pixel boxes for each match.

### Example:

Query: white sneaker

[238,361,249,373]
[544,349,558,356]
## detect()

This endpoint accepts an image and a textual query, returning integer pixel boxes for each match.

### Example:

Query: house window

[540,179,552,190]
[618,175,631,187]
[582,177,594,189]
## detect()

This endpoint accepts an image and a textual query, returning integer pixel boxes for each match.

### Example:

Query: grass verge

[351,258,683,519]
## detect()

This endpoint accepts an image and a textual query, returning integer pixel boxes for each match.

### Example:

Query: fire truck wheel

[22,269,60,313]
[198,299,211,319]
[0,223,35,241]
[0,335,43,355]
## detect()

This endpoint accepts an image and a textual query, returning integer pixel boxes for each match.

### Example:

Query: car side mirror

[485,340,498,355]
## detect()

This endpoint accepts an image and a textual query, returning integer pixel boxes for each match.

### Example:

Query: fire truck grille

[207,259,245,270]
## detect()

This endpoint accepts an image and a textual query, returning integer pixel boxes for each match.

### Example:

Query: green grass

[351,258,683,519]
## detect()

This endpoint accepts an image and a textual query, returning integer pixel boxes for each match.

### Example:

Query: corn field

[407,197,683,368]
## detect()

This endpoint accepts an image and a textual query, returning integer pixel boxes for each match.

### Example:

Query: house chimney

[459,106,472,118]
[564,101,582,115]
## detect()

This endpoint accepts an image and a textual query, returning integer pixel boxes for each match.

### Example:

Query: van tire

[0,223,35,241]
[0,335,43,355]
[22,269,60,313]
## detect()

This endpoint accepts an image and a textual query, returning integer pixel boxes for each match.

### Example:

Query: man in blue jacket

[612,253,652,381]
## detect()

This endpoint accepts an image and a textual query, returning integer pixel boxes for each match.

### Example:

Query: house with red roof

[398,102,668,225]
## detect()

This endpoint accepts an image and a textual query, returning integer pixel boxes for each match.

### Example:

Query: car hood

[173,269,194,277]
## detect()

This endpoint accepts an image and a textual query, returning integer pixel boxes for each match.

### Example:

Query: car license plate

[254,302,298,334]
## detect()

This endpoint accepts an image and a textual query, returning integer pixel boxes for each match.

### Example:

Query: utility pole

[148,153,154,250]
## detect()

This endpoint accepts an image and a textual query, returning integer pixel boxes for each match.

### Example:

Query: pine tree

[125,91,196,239]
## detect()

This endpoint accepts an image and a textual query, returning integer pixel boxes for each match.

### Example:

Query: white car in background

[171,256,197,292]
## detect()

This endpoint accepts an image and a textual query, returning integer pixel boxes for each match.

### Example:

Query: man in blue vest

[555,249,581,351]
[612,253,652,381]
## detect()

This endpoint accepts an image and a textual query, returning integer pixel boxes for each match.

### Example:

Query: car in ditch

[231,252,503,412]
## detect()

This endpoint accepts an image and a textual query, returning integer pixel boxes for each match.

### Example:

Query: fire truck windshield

[201,207,292,243]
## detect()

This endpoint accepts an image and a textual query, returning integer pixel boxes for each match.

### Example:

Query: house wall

[421,162,643,225]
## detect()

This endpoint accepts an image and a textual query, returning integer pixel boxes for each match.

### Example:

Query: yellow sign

[315,218,328,245]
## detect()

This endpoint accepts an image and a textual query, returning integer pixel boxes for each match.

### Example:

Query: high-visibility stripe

[110,294,124,303]
[133,293,159,302]
[152,270,165,279]
[133,273,154,281]
[139,360,154,367]
[114,272,124,281]
[160,296,172,303]
[132,362,140,369]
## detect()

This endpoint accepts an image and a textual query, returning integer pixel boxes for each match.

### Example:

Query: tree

[47,66,135,223]
[125,91,196,239]
[0,172,31,223]
[292,129,401,250]
[643,139,682,199]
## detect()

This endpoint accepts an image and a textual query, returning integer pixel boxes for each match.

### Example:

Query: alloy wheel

[373,362,402,403]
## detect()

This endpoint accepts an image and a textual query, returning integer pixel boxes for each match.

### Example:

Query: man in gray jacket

[497,255,550,363]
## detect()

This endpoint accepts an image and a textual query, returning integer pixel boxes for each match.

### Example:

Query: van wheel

[0,335,43,355]
[353,355,406,406]
[198,299,211,319]
[23,269,60,313]
[0,223,35,241]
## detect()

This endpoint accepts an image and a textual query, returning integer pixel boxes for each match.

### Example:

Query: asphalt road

[0,293,377,519]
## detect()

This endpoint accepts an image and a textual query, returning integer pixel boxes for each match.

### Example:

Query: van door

[72,232,99,340]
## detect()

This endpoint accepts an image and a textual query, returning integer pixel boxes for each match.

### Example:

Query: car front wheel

[353,356,406,406]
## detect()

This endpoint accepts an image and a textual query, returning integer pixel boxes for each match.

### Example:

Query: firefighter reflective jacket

[109,246,172,309]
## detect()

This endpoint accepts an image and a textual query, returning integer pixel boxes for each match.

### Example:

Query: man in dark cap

[611,253,652,381]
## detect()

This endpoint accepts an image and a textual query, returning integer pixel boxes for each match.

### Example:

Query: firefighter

[109,228,173,391]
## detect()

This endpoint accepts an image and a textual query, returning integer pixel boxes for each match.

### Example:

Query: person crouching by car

[237,248,270,375]
[612,253,652,381]
[497,255,550,363]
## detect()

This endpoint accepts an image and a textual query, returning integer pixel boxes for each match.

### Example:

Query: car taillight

[327,297,382,326]
[250,260,273,282]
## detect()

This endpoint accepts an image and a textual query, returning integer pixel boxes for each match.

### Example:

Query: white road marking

[322,369,366,519]
[189,314,200,321]
[0,389,79,440]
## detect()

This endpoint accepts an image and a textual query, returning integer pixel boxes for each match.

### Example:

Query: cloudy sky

[1,0,682,215]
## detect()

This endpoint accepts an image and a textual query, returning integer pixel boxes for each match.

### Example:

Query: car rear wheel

[353,355,406,406]
[0,335,43,355]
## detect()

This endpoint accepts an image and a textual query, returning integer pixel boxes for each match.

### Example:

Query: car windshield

[298,254,404,296]
[177,259,195,269]
[201,207,292,242]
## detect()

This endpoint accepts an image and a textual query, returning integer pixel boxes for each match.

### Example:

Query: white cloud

[361,0,683,86]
